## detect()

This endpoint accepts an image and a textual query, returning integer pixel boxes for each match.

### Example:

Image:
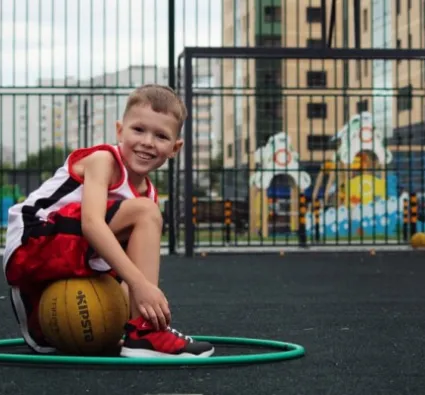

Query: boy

[3,84,215,358]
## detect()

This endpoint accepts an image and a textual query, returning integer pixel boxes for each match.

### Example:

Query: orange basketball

[38,274,129,355]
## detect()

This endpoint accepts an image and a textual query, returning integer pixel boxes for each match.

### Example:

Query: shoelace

[167,327,194,343]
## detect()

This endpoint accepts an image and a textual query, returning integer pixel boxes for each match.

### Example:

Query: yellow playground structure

[312,112,392,208]
[248,112,394,238]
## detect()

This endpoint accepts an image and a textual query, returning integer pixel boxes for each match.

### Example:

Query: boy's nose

[140,132,154,146]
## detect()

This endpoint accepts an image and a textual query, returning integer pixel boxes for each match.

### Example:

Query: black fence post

[184,51,194,257]
[192,196,197,244]
[314,199,320,242]
[224,199,232,244]
[410,193,418,237]
[298,193,307,247]
[167,0,176,255]
[403,197,409,242]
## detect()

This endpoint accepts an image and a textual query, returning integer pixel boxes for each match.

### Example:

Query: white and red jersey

[3,144,158,271]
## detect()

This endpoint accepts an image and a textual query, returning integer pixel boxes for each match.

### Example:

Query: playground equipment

[249,132,311,237]
[0,184,24,227]
[312,112,393,207]
[305,111,422,240]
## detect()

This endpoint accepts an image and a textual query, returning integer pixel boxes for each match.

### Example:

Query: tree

[18,145,72,171]
[151,171,169,195]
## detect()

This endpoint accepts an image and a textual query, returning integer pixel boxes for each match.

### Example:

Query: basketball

[411,232,425,249]
[38,274,130,355]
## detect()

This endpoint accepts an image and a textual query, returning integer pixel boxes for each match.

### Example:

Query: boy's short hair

[123,84,187,136]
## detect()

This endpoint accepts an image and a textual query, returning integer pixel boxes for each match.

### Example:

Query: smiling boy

[3,84,215,358]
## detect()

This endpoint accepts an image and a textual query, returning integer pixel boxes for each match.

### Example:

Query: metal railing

[1,0,425,256]
[176,47,425,256]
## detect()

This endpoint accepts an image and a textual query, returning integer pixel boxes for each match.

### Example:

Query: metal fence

[1,0,425,256]
[0,0,222,252]
[176,48,425,256]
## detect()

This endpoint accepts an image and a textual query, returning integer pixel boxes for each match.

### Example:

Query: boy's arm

[80,151,143,287]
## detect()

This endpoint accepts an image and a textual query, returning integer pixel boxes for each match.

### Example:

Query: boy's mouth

[135,151,156,160]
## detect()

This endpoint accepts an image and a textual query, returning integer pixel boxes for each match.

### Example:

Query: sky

[1,0,222,86]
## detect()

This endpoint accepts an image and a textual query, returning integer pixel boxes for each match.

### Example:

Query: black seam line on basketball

[41,290,57,350]
[89,277,108,346]
[65,280,83,355]
[21,177,81,243]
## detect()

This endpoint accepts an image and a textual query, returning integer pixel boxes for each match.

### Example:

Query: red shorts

[5,199,123,289]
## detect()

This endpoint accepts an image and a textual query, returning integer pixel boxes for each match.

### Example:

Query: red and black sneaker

[120,316,215,358]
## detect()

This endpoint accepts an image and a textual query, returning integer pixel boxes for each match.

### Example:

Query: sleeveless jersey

[3,144,158,271]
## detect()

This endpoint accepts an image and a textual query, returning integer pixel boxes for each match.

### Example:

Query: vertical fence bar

[224,199,232,244]
[168,0,176,254]
[298,193,307,246]
[184,51,194,257]
[321,0,327,47]
[410,193,417,236]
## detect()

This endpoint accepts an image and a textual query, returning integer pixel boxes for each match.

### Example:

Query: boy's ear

[115,120,123,142]
[169,138,184,158]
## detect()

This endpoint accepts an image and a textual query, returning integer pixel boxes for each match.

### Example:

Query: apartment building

[189,58,221,172]
[0,86,75,164]
[1,62,220,172]
[222,0,425,197]
[71,61,220,173]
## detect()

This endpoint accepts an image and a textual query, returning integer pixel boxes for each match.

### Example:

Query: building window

[227,143,233,158]
[396,0,401,15]
[264,70,281,86]
[307,71,327,88]
[408,34,412,49]
[258,36,281,47]
[306,7,322,23]
[397,85,413,112]
[307,135,337,151]
[357,100,368,113]
[363,9,368,31]
[264,6,281,22]
[306,39,323,49]
[307,103,327,119]
[263,101,282,118]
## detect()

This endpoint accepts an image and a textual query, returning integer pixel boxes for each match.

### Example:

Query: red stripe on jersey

[67,144,125,190]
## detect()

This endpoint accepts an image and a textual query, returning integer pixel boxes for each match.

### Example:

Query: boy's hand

[129,279,171,331]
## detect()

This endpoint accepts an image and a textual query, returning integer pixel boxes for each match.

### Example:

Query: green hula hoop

[0,336,305,366]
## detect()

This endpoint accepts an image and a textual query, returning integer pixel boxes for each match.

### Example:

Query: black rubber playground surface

[0,250,424,395]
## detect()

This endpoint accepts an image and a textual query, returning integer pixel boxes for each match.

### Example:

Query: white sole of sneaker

[120,347,215,358]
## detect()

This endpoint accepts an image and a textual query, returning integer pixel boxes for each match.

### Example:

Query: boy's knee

[131,197,163,228]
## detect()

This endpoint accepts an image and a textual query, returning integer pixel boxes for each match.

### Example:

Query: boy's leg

[106,197,214,358]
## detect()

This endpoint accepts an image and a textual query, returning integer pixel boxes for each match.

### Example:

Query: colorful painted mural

[0,185,24,227]
[248,112,424,240]
[305,112,424,238]
[248,131,311,237]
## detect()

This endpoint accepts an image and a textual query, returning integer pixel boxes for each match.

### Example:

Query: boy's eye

[158,134,169,140]
[133,127,144,133]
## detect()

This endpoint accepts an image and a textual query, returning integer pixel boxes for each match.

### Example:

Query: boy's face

[116,104,183,176]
